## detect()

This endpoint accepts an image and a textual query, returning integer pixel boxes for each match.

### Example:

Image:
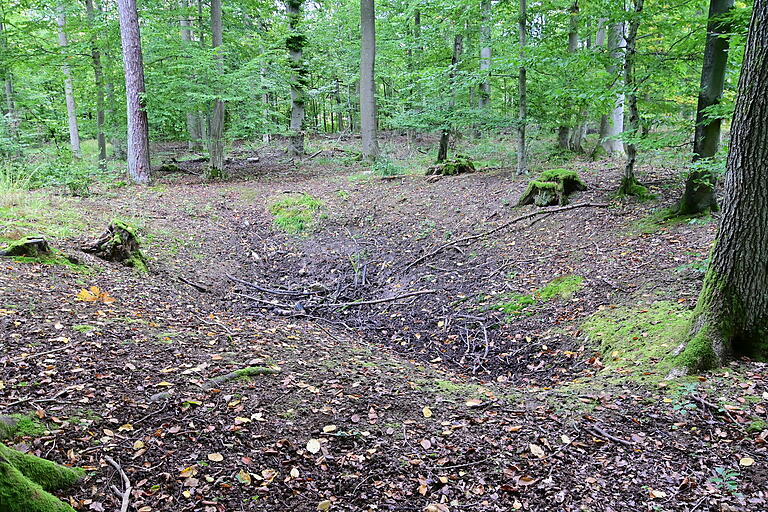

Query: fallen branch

[227,274,313,297]
[311,289,437,308]
[178,276,210,293]
[202,366,281,391]
[307,149,323,159]
[589,424,634,447]
[690,394,739,424]
[403,202,609,272]
[105,455,132,512]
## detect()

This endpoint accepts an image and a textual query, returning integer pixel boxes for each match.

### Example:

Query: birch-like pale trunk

[286,0,306,156]
[56,7,81,158]
[600,23,626,156]
[207,0,225,178]
[478,0,491,111]
[618,0,645,196]
[0,21,19,148]
[516,0,527,175]
[359,0,379,162]
[85,0,107,169]
[117,0,151,184]
[180,0,202,151]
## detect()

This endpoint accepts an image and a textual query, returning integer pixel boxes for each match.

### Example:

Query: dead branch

[227,274,313,297]
[311,289,437,308]
[589,424,634,447]
[403,202,609,272]
[105,455,132,512]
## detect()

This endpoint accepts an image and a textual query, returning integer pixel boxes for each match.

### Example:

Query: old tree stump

[517,169,587,207]
[83,220,147,271]
[0,236,51,258]
[426,155,476,177]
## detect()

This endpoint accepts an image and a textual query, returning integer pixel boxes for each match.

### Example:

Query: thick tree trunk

[360,0,379,162]
[618,0,645,196]
[677,0,734,216]
[56,7,81,159]
[207,0,225,178]
[286,0,306,156]
[676,0,768,372]
[85,0,107,169]
[117,0,151,184]
[436,34,462,163]
[557,2,580,151]
[516,0,527,175]
[602,23,626,156]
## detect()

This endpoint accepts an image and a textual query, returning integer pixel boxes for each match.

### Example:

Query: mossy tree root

[0,443,83,512]
[202,366,280,390]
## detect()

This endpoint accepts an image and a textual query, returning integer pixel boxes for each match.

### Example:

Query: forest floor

[1,134,767,512]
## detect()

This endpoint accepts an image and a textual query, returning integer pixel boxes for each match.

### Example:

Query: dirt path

[1,156,766,511]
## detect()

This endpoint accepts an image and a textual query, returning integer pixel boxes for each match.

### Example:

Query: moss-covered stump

[426,155,476,176]
[517,168,587,207]
[0,236,51,258]
[0,443,84,512]
[82,221,147,271]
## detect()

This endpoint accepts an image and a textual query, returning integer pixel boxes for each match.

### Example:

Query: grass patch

[480,275,585,319]
[269,194,324,234]
[629,208,714,235]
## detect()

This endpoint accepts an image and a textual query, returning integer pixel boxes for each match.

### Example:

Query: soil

[1,137,766,512]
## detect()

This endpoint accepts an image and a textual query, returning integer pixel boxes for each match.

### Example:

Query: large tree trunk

[117,0,151,184]
[180,0,203,151]
[516,0,527,175]
[85,0,107,169]
[557,1,579,151]
[617,0,645,196]
[676,0,768,372]
[286,0,306,156]
[207,0,225,178]
[436,34,462,163]
[677,0,734,216]
[599,23,626,156]
[56,7,81,159]
[359,0,379,162]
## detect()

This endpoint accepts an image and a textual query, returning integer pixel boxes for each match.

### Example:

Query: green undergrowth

[629,208,714,235]
[0,193,90,244]
[581,301,693,382]
[269,194,324,234]
[480,275,585,319]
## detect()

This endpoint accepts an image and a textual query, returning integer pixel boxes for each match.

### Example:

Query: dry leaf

[323,424,337,433]
[739,457,755,467]
[207,453,224,462]
[236,469,252,485]
[422,406,433,418]
[317,500,332,511]
[290,467,300,478]
[306,438,321,454]
[529,444,545,458]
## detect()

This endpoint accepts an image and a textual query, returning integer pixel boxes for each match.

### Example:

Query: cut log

[517,168,586,207]
[0,236,51,258]
[82,221,147,271]
[426,154,476,176]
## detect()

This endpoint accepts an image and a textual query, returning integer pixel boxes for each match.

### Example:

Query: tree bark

[601,23,626,156]
[437,34,462,163]
[618,0,645,196]
[85,0,107,169]
[677,0,734,215]
[478,0,491,113]
[180,0,203,151]
[56,7,81,159]
[0,20,19,151]
[557,1,579,151]
[207,0,225,178]
[117,0,151,184]
[286,0,306,156]
[676,0,768,371]
[516,0,527,175]
[360,0,379,162]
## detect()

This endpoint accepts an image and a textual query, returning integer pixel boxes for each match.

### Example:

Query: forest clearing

[1,0,768,510]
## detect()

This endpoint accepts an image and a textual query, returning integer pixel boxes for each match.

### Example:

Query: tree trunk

[56,7,81,159]
[437,34,462,163]
[676,0,768,372]
[85,0,107,169]
[360,0,379,162]
[600,23,626,156]
[286,0,306,156]
[516,0,527,175]
[677,0,734,215]
[557,1,579,151]
[478,0,491,116]
[180,0,203,151]
[207,0,225,178]
[117,0,151,184]
[0,20,19,151]
[618,0,645,196]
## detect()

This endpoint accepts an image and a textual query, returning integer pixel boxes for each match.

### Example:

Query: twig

[15,344,77,361]
[690,394,739,424]
[589,424,634,447]
[178,276,210,293]
[403,202,609,272]
[234,292,292,309]
[307,149,323,159]
[227,274,313,297]
[105,456,132,512]
[3,387,71,408]
[311,289,437,308]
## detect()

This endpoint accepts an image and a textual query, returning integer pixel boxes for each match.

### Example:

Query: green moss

[539,168,585,186]
[0,414,47,440]
[233,366,278,379]
[537,275,584,300]
[269,194,324,234]
[482,293,536,318]
[747,419,767,433]
[617,176,655,200]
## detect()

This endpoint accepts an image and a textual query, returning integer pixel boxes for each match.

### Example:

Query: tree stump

[517,168,587,207]
[426,154,476,176]
[0,236,51,258]
[83,221,147,271]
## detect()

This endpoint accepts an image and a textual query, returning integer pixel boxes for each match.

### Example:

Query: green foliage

[269,194,324,234]
[371,157,407,176]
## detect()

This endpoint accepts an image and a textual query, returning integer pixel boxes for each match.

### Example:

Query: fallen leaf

[529,444,545,458]
[306,439,321,454]
[236,469,251,485]
[133,440,145,450]
[317,499,332,511]
[422,406,433,418]
[207,453,224,462]
[290,467,300,478]
[739,457,755,467]
[323,425,337,433]
[649,489,667,499]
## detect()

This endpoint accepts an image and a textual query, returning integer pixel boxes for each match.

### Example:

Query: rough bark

[360,0,379,162]
[56,7,81,159]
[207,0,225,178]
[602,23,626,156]
[557,2,580,151]
[85,0,107,169]
[677,0,734,215]
[117,0,151,184]
[618,0,646,197]
[437,34,462,163]
[180,0,203,151]
[478,0,491,112]
[516,0,527,175]
[286,0,306,156]
[676,0,768,372]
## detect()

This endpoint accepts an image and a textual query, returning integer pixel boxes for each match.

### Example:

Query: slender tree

[617,0,646,196]
[478,0,491,113]
[0,19,19,150]
[516,0,527,175]
[677,0,734,215]
[180,0,203,151]
[558,1,579,151]
[117,0,151,184]
[207,0,225,177]
[85,0,107,169]
[286,0,306,156]
[675,0,768,371]
[437,34,463,163]
[360,0,379,162]
[598,22,626,156]
[56,6,81,158]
